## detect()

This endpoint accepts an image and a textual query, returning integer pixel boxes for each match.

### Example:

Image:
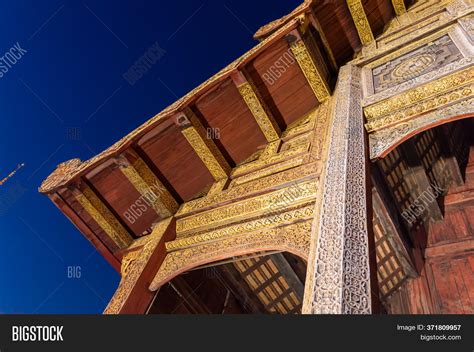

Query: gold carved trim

[150,220,313,290]
[232,141,309,177]
[260,140,280,159]
[180,110,230,181]
[132,157,179,213]
[176,179,318,235]
[309,99,332,162]
[290,39,331,102]
[282,108,318,139]
[119,157,178,217]
[167,204,314,252]
[177,161,318,216]
[231,156,306,187]
[364,67,474,120]
[120,249,141,277]
[74,184,133,249]
[206,178,227,196]
[363,25,454,68]
[369,98,474,159]
[347,0,375,46]
[392,0,407,16]
[236,81,281,142]
[366,82,474,132]
[104,218,173,314]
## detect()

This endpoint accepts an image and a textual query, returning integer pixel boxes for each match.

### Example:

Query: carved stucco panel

[303,65,372,314]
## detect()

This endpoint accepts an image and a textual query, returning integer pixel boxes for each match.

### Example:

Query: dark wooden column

[437,125,464,187]
[400,139,443,223]
[371,163,417,270]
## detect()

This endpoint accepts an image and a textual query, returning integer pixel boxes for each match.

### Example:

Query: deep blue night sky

[0,0,301,313]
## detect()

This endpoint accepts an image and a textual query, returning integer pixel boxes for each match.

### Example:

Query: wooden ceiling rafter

[173,109,231,181]
[115,152,179,218]
[287,27,331,103]
[347,0,376,46]
[392,0,408,16]
[69,180,134,250]
[231,70,281,142]
[231,253,305,314]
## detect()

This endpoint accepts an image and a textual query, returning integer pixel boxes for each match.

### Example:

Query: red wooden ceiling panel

[194,78,267,165]
[363,0,395,39]
[140,124,215,202]
[312,0,361,66]
[246,38,319,128]
[88,165,158,237]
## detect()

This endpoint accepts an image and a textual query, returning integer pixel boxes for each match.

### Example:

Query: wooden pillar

[104,217,176,314]
[436,126,464,187]
[302,65,374,314]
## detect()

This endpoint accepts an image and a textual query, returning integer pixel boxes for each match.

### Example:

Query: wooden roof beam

[173,109,231,181]
[305,12,338,71]
[169,277,212,314]
[115,151,179,218]
[286,29,331,103]
[70,182,134,250]
[218,264,266,314]
[391,0,407,16]
[346,0,375,46]
[49,192,121,272]
[231,70,281,142]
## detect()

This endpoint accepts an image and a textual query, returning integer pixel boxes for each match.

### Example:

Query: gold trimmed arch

[369,101,474,159]
[149,220,312,291]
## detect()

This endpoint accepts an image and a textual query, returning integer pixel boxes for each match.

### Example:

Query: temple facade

[40,0,474,314]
